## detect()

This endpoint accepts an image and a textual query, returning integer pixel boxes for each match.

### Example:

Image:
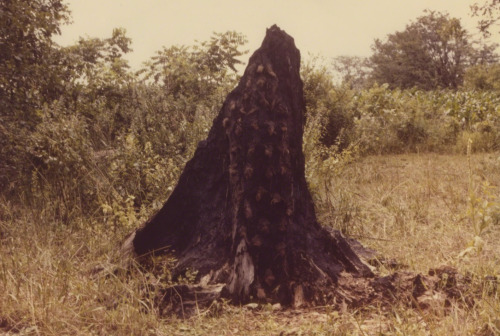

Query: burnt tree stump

[124,25,373,308]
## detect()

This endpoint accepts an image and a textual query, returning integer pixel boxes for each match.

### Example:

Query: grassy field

[1,153,499,335]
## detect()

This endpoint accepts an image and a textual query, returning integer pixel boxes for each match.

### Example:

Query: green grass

[1,153,499,335]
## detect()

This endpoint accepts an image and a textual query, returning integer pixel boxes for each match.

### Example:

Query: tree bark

[127,25,372,306]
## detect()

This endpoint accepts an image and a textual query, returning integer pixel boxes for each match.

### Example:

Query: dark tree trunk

[126,25,372,307]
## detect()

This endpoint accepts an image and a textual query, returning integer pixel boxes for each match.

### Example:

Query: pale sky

[54,0,499,70]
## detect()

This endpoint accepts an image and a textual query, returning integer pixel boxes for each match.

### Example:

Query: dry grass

[329,153,500,275]
[1,153,499,335]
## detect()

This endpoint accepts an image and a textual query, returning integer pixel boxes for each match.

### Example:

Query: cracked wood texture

[131,25,372,306]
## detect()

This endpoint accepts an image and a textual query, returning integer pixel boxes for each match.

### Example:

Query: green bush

[28,101,96,221]
[328,86,500,154]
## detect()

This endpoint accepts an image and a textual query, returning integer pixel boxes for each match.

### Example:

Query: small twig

[171,286,185,319]
[349,235,395,242]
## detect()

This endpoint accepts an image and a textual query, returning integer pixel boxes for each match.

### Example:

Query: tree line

[333,10,499,90]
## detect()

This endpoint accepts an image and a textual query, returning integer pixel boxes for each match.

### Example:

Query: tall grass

[1,152,499,335]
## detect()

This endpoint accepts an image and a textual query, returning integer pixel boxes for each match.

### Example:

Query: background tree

[0,0,69,193]
[369,11,484,90]
[463,63,500,91]
[0,0,69,120]
[471,0,500,37]
[61,27,133,109]
[140,31,247,120]
[57,28,135,144]
[331,55,371,90]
